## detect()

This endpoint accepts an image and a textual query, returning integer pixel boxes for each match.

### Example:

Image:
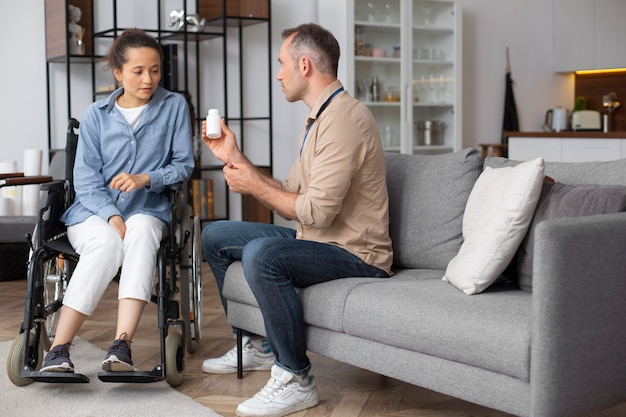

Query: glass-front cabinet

[320,0,461,154]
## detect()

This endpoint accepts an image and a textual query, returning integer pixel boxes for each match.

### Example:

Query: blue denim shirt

[61,86,194,226]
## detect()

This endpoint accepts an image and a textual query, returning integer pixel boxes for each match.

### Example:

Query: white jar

[205,109,221,139]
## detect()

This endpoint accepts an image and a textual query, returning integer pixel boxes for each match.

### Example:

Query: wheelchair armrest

[167,183,186,246]
[0,175,53,188]
[39,180,66,192]
[0,172,25,178]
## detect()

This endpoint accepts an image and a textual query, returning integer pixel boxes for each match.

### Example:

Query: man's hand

[201,118,244,164]
[224,161,298,220]
[223,161,257,195]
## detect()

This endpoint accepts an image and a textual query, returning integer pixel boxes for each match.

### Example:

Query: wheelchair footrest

[26,371,90,383]
[97,366,163,383]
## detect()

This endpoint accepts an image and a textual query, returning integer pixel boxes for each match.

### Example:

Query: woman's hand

[110,172,148,193]
[108,215,126,240]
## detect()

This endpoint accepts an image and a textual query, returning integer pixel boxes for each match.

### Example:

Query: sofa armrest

[530,212,626,417]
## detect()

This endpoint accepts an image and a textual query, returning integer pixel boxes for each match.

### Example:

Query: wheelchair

[5,118,203,387]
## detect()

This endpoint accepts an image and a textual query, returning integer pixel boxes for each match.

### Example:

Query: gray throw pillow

[517,181,626,292]
[385,148,483,270]
[485,157,626,186]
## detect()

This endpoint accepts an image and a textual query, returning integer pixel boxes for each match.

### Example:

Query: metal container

[416,120,445,145]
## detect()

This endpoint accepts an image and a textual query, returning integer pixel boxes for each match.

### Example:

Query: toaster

[571,110,601,131]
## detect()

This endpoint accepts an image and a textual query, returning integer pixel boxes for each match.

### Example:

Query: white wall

[1,4,47,172]
[1,0,575,184]
[460,0,573,145]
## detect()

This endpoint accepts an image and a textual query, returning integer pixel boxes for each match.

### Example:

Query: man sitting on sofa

[199,23,393,417]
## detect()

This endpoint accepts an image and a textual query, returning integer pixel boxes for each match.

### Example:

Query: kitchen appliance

[571,110,601,131]
[416,120,445,145]
[545,107,568,132]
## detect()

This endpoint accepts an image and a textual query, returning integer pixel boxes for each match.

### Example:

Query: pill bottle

[206,109,222,139]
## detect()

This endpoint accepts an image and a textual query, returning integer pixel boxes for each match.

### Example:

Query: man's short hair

[281,23,340,77]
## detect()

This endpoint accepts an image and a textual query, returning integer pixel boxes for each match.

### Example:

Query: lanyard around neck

[299,87,344,159]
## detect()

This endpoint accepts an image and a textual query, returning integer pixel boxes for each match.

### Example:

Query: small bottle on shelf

[371,76,380,102]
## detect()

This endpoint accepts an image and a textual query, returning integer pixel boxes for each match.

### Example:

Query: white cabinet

[561,138,623,162]
[319,0,462,154]
[553,0,594,72]
[508,137,626,162]
[508,138,563,162]
[594,0,626,70]
[553,0,626,72]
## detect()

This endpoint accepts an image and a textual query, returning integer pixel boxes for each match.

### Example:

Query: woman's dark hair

[103,29,162,72]
[281,23,340,77]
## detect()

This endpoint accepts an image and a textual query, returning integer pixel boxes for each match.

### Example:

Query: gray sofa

[221,148,626,417]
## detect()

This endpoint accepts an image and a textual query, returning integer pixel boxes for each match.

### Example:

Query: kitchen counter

[504,131,626,139]
[505,132,626,162]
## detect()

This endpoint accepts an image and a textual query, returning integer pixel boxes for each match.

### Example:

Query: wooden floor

[1,264,625,417]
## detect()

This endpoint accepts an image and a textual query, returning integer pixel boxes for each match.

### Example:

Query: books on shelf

[191,178,214,220]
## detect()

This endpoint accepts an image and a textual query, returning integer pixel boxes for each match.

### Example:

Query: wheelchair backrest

[37,119,80,245]
[65,118,79,206]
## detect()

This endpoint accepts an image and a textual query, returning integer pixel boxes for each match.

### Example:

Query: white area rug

[0,337,222,417]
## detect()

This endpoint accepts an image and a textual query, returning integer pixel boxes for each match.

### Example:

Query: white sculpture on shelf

[68,4,85,55]
[169,9,206,32]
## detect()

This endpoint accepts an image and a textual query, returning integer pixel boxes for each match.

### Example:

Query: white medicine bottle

[206,109,222,139]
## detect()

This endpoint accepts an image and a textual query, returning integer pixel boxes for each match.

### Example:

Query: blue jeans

[202,220,389,376]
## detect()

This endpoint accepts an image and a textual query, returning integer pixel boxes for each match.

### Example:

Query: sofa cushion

[224,261,445,333]
[341,278,532,381]
[444,157,545,295]
[484,157,626,186]
[223,261,385,333]
[385,148,482,270]
[517,181,626,292]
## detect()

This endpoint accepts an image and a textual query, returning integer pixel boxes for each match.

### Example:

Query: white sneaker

[235,365,319,417]
[202,336,275,374]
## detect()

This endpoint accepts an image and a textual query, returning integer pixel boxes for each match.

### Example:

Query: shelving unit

[320,0,461,155]
[198,0,273,224]
[45,0,98,153]
[43,0,273,223]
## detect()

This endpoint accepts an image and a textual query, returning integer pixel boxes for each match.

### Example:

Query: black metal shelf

[45,0,273,223]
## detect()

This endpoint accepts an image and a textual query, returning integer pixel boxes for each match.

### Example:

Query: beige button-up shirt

[283,80,393,274]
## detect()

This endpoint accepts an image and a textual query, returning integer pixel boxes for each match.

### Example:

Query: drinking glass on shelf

[422,3,433,25]
[429,74,436,103]
[415,75,428,103]
[385,3,392,22]
[412,83,420,103]
[438,74,446,103]
[432,48,445,61]
[368,2,376,22]
[384,125,392,148]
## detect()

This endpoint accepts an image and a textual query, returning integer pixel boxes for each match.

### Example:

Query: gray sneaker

[40,342,74,373]
[101,339,134,372]
[236,364,320,417]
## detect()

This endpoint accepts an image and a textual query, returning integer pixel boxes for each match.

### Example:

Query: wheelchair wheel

[41,256,69,349]
[6,332,43,386]
[164,331,185,387]
[179,205,203,354]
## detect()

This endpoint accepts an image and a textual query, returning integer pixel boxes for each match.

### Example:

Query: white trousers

[64,214,165,316]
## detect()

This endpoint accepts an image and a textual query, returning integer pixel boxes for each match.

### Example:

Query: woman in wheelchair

[40,29,194,374]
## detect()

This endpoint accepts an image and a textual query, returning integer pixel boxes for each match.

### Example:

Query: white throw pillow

[443,157,545,295]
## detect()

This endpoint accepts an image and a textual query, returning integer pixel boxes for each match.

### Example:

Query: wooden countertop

[504,131,626,139]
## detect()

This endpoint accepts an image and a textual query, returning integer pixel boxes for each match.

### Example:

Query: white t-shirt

[116,102,147,131]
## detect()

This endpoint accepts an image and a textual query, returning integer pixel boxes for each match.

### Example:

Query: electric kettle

[545,107,568,132]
